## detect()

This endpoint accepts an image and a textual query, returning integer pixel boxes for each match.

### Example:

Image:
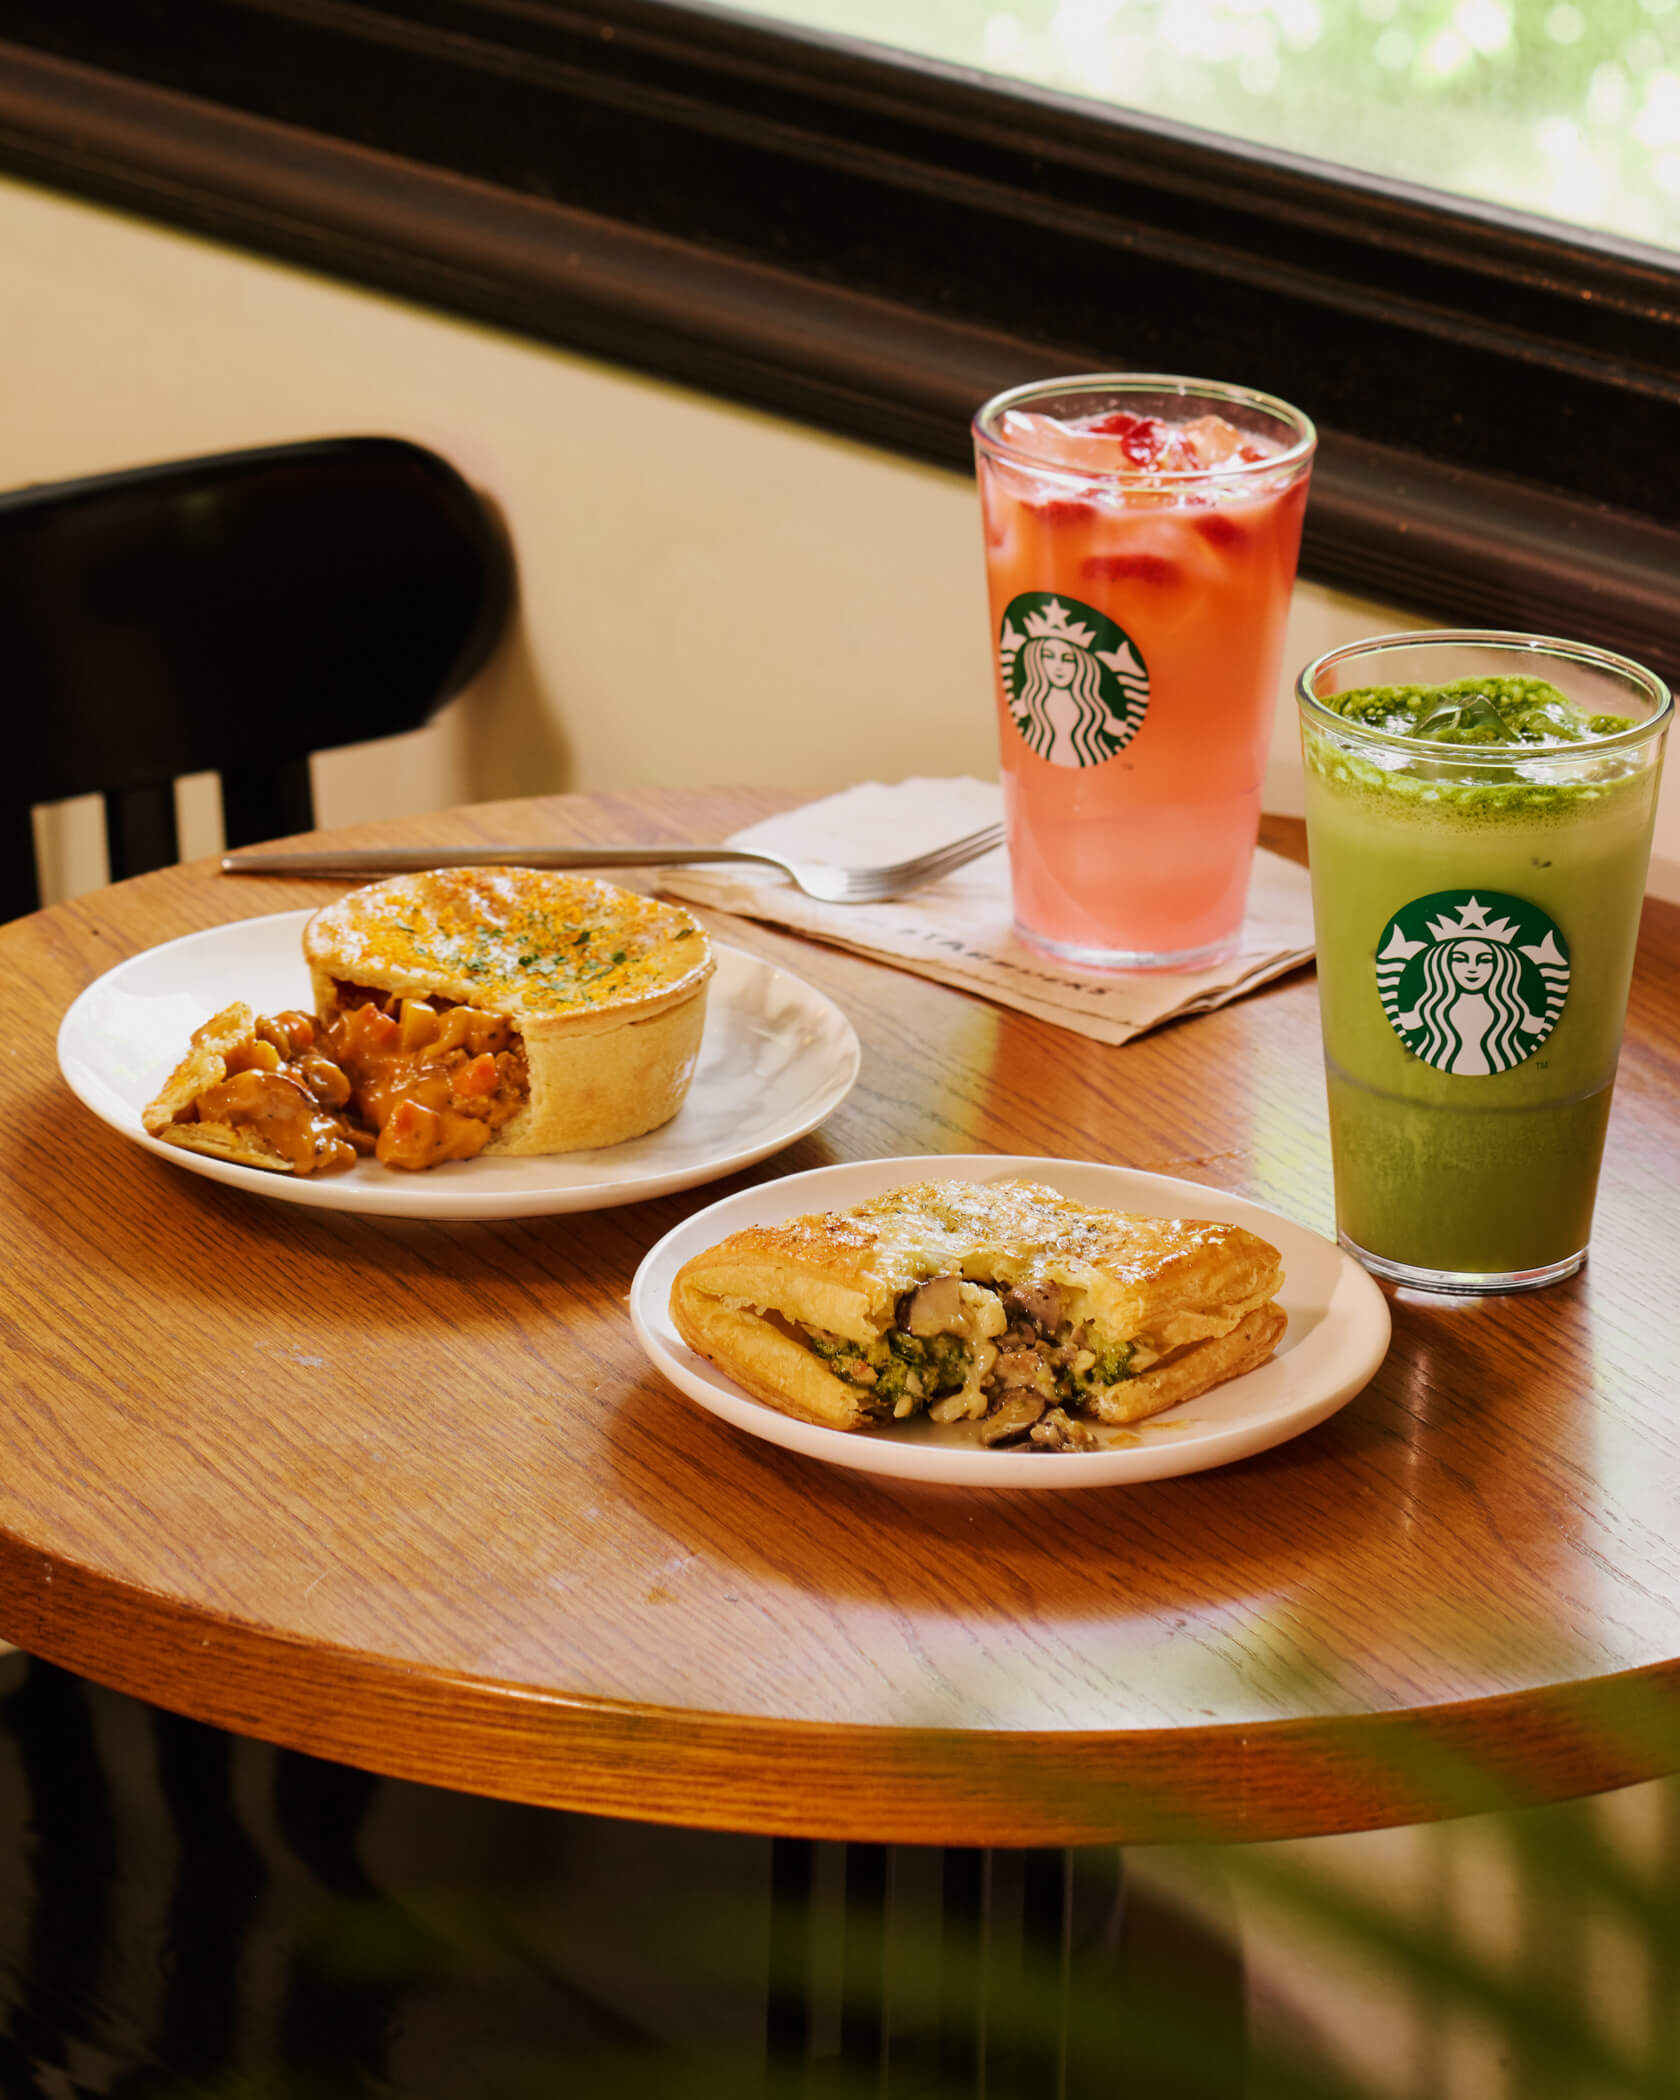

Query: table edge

[4,1541,1675,1846]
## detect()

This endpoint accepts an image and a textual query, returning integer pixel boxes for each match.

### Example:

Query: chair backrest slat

[0,437,513,917]
[0,808,43,921]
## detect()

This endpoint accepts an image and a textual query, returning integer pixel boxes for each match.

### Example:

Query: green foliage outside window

[721,0,1680,250]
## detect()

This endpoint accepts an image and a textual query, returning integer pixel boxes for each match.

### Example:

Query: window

[720,0,1680,251]
[0,0,1674,676]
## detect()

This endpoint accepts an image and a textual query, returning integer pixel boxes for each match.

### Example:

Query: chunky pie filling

[176,994,530,1174]
[323,983,529,1169]
[800,1271,1138,1450]
[193,1010,359,1175]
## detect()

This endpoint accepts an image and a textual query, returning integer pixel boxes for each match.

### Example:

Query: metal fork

[219,821,1008,905]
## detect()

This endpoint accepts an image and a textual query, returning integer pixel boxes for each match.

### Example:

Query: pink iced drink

[974,385,1314,969]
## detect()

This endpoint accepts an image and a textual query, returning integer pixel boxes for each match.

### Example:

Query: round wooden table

[3,787,1677,1848]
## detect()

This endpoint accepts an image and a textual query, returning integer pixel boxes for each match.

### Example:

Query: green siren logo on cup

[999,593,1149,769]
[1376,890,1570,1076]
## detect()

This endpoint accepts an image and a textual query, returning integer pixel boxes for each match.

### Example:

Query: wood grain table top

[2,787,1677,1848]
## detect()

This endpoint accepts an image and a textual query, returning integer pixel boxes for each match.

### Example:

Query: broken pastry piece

[669,1178,1286,1450]
[142,1002,360,1176]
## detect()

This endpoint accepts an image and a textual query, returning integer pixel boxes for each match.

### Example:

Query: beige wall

[5,170,1449,906]
[9,174,1676,905]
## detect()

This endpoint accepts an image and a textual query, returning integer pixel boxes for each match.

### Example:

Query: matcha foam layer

[1320,674,1632,747]
[1306,675,1649,830]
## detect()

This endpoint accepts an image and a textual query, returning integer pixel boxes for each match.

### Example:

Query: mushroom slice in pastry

[302,867,714,1165]
[142,1002,359,1176]
[669,1178,1286,1446]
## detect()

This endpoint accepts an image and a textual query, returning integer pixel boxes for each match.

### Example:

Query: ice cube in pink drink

[997,409,1136,470]
[997,404,1282,487]
[1177,413,1276,470]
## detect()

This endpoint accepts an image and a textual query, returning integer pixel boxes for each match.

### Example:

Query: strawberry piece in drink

[1192,511,1249,550]
[1084,409,1177,469]
[1082,551,1179,586]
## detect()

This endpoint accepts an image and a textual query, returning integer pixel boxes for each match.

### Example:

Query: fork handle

[220,844,784,878]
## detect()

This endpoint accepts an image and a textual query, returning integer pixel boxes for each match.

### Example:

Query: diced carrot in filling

[338,1002,400,1057]
[318,999,529,1172]
[454,1052,500,1098]
[376,1097,491,1171]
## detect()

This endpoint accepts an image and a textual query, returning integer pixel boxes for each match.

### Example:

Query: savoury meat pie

[669,1178,1286,1450]
[302,868,714,1162]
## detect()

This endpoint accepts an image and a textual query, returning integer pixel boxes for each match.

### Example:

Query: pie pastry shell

[302,867,714,1154]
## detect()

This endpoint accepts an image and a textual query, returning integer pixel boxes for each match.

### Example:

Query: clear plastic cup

[973,374,1315,970]
[1298,629,1672,1293]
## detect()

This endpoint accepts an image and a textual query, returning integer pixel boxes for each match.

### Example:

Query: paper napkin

[658,778,1315,1046]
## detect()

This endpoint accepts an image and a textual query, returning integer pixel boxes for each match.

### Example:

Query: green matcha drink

[1297,632,1671,1293]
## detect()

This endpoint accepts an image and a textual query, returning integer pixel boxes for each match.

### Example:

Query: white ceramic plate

[631,1155,1390,1489]
[57,911,860,1220]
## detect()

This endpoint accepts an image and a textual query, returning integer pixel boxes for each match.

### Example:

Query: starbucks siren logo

[998,592,1149,769]
[1376,890,1570,1076]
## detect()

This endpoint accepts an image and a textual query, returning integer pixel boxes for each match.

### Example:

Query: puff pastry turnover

[669,1178,1286,1449]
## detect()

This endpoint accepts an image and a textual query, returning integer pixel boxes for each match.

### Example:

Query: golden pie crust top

[302,866,712,1020]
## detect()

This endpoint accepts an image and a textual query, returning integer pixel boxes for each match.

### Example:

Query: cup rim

[1296,627,1674,762]
[972,372,1317,481]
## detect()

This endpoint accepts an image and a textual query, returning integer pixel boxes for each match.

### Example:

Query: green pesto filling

[805,1321,1134,1418]
[806,1328,969,1411]
[1321,675,1631,748]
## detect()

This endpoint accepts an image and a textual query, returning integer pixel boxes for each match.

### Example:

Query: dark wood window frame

[0,0,1676,683]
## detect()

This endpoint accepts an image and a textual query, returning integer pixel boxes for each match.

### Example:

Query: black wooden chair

[0,435,514,918]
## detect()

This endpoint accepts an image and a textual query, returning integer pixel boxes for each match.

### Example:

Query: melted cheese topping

[835,1180,1275,1373]
[305,868,710,1016]
[841,1179,1225,1299]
